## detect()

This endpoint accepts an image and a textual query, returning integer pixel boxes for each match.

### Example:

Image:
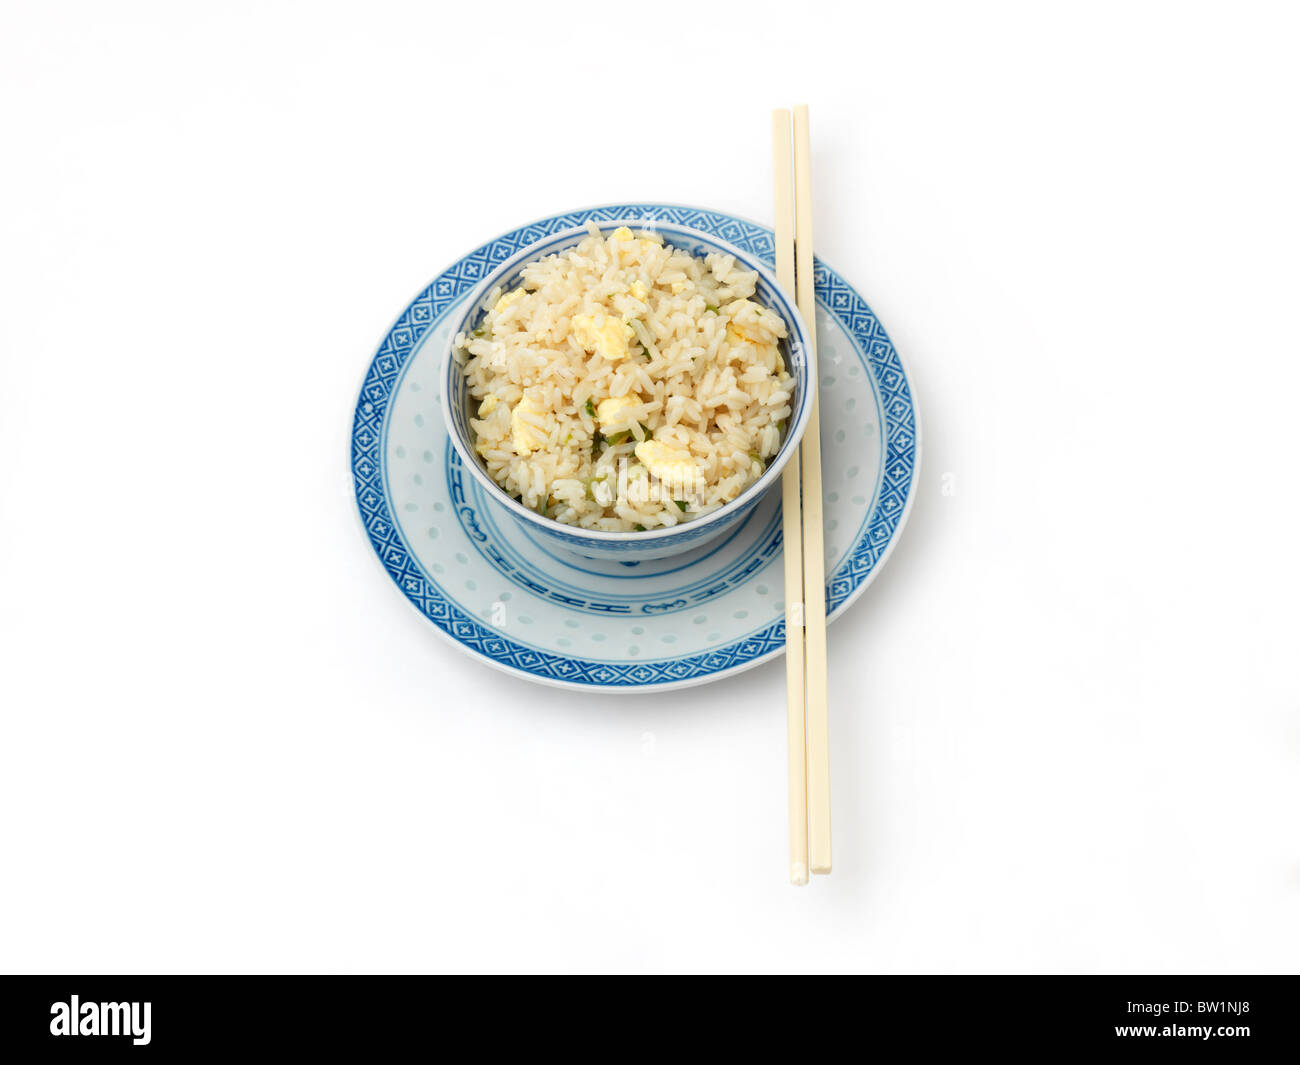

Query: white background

[2,0,1297,974]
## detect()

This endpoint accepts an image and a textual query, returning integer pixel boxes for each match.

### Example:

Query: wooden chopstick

[772,107,808,887]
[793,104,832,875]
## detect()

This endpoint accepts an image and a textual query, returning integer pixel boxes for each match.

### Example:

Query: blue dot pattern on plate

[352,204,918,691]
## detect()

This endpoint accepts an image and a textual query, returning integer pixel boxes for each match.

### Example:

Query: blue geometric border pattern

[815,263,918,612]
[352,205,917,687]
[449,443,786,616]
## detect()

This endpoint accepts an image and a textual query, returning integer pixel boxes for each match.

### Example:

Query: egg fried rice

[454,224,795,531]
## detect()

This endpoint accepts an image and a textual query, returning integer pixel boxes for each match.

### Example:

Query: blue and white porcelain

[352,204,920,692]
[441,219,816,562]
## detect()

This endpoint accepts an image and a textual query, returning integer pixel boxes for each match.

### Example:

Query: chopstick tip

[790,862,809,886]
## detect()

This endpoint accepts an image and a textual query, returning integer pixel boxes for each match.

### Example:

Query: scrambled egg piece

[478,394,499,416]
[727,321,760,346]
[635,439,702,488]
[510,392,548,454]
[494,287,526,314]
[595,394,638,427]
[571,314,633,361]
[629,280,649,301]
[611,226,659,265]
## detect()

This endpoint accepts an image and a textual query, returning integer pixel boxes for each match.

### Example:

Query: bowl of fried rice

[442,217,815,561]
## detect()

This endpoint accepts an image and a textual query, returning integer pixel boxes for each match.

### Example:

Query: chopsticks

[794,105,832,875]
[772,109,807,886]
[774,105,831,884]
